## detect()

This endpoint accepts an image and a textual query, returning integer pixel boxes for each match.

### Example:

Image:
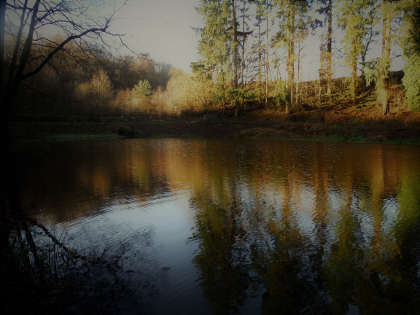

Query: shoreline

[11,115,420,145]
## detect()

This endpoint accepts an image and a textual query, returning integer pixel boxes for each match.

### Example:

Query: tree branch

[22,22,112,80]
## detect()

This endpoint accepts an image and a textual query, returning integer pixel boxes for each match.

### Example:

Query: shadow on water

[14,139,420,314]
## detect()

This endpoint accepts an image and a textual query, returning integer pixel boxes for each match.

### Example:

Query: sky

[112,0,203,72]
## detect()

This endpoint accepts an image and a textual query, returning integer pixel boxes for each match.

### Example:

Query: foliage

[226,87,257,108]
[132,79,152,99]
[273,80,287,108]
[91,70,113,100]
[363,59,379,87]
[75,69,112,110]
[196,0,233,84]
[401,3,420,110]
[402,53,420,110]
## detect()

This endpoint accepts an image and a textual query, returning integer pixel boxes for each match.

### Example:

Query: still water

[19,138,420,314]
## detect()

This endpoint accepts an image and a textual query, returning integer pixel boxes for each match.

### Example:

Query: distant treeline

[10,41,172,116]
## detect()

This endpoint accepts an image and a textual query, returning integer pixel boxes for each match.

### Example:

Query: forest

[1,0,419,124]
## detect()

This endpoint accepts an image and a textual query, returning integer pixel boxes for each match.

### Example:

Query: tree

[131,79,152,108]
[400,1,420,110]
[232,0,240,88]
[295,15,309,104]
[338,0,377,105]
[196,0,232,88]
[250,0,272,105]
[253,0,266,102]
[264,0,272,105]
[377,0,395,114]
[318,0,334,97]
[326,0,333,96]
[274,0,308,112]
[239,0,251,84]
[196,0,253,113]
[1,0,124,117]
[0,0,126,296]
[0,0,5,102]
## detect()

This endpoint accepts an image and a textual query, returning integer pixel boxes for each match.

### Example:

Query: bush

[132,79,152,99]
[75,69,113,113]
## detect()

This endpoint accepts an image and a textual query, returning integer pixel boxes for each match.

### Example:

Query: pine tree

[318,0,334,97]
[196,0,232,87]
[400,1,420,110]
[338,0,377,105]
[274,0,309,112]
[252,0,266,102]
[239,0,252,85]
[232,0,240,88]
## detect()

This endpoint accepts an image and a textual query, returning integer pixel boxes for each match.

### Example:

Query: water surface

[19,138,420,314]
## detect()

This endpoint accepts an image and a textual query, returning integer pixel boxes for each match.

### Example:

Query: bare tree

[1,0,126,116]
[0,0,127,281]
[0,0,6,101]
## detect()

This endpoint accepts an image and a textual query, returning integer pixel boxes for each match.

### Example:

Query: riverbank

[11,107,420,145]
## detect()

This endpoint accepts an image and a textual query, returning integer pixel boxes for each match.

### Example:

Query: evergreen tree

[338,0,377,105]
[400,1,420,110]
[239,0,252,85]
[318,0,334,96]
[196,0,232,87]
[251,0,267,102]
[274,0,309,112]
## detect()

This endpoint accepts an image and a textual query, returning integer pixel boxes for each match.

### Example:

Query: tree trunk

[297,37,301,105]
[360,53,366,90]
[265,5,269,106]
[383,11,391,114]
[318,77,322,107]
[379,0,391,115]
[286,12,291,113]
[352,50,357,105]
[0,3,9,259]
[13,0,41,88]
[287,6,295,112]
[241,0,246,85]
[232,0,239,89]
[0,0,5,101]
[258,23,263,103]
[326,0,332,96]
[8,0,29,92]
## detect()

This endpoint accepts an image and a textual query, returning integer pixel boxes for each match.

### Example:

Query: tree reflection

[17,139,420,314]
[187,141,420,314]
[191,189,249,314]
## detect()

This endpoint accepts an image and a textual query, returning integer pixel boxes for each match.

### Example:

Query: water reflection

[19,139,420,314]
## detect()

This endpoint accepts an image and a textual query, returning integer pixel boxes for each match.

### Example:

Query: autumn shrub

[156,68,216,114]
[75,69,113,114]
[112,89,131,113]
[129,79,153,112]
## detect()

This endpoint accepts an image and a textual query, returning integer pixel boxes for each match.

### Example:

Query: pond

[18,138,420,314]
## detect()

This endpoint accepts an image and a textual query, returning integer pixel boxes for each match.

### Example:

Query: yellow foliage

[156,68,216,114]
